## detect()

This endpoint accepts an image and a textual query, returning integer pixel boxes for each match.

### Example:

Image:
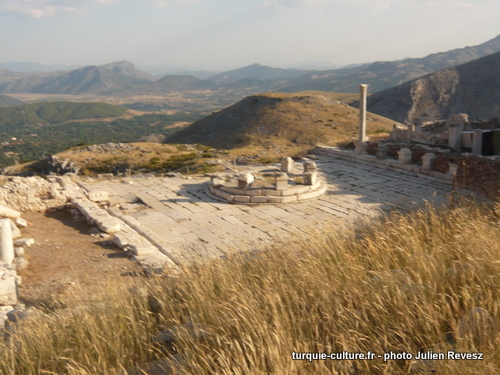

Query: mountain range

[0,34,500,104]
[365,50,500,124]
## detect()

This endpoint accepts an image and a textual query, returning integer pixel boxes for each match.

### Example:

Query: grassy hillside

[0,110,203,166]
[167,91,399,154]
[0,94,23,107]
[1,202,498,374]
[0,101,127,127]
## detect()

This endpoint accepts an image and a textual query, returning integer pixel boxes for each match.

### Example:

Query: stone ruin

[207,158,326,204]
[0,205,34,329]
[388,113,500,157]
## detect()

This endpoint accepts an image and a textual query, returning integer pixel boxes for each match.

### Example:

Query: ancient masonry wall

[364,143,500,199]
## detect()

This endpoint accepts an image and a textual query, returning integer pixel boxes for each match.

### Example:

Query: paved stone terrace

[79,155,454,264]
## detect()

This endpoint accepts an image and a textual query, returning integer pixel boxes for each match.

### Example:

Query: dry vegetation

[167,91,399,157]
[1,200,499,374]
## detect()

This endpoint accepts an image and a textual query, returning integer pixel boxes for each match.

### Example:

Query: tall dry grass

[1,201,499,374]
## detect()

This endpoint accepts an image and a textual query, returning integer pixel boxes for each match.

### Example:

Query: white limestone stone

[14,218,27,228]
[275,173,289,190]
[237,173,254,190]
[14,238,35,247]
[280,157,294,173]
[0,219,14,265]
[14,247,24,257]
[50,183,60,198]
[358,84,368,143]
[398,148,412,164]
[0,205,20,219]
[88,190,110,202]
[448,163,459,175]
[303,161,317,173]
[303,171,317,186]
[422,153,437,170]
[0,268,17,305]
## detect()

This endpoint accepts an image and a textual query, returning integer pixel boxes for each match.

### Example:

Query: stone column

[472,129,483,156]
[376,143,388,159]
[275,173,289,190]
[356,84,368,154]
[398,148,412,164]
[422,153,437,170]
[407,125,415,143]
[280,157,294,173]
[0,219,14,265]
[448,124,463,151]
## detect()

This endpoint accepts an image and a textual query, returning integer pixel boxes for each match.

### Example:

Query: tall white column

[358,84,368,143]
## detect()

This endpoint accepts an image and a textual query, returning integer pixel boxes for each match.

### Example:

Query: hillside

[0,104,201,166]
[0,101,127,127]
[207,63,310,83]
[126,75,217,95]
[365,51,500,124]
[280,34,500,93]
[0,94,23,107]
[166,91,398,150]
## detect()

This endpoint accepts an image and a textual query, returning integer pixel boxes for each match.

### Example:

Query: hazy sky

[1,0,499,70]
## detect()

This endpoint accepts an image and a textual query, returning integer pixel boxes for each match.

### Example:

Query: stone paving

[78,155,454,264]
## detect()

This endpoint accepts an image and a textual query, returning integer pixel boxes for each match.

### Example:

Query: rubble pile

[0,206,34,328]
[0,176,73,212]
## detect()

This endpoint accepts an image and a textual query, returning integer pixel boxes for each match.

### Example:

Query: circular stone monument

[207,160,326,204]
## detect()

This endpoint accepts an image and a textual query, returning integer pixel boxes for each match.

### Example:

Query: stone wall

[366,142,500,199]
[435,155,500,199]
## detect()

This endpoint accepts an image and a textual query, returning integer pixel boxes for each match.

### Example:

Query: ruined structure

[207,159,326,204]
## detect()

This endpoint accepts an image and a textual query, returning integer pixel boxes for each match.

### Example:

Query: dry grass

[1,201,499,374]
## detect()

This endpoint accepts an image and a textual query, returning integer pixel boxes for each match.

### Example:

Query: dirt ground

[17,210,143,307]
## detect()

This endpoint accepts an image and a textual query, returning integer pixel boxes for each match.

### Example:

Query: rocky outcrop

[366,51,500,124]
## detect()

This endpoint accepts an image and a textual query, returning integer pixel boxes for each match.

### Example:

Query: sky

[1,0,499,71]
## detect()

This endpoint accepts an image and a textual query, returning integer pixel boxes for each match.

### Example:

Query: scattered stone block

[280,157,294,173]
[0,219,14,265]
[303,171,317,186]
[355,141,367,155]
[275,172,289,190]
[0,205,20,219]
[303,161,317,173]
[422,153,437,170]
[448,163,458,175]
[56,176,72,187]
[50,183,60,199]
[376,143,388,159]
[14,238,35,248]
[448,125,463,150]
[0,306,13,329]
[0,268,17,306]
[14,218,27,228]
[398,148,412,164]
[14,257,28,271]
[14,248,24,257]
[88,190,110,202]
[237,173,254,190]
[26,191,37,204]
